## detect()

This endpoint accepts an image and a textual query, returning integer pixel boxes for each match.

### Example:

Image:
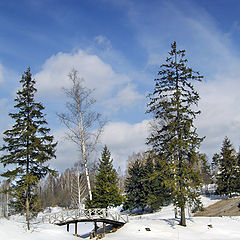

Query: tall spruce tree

[146,42,204,226]
[0,68,57,230]
[87,146,123,208]
[215,137,238,197]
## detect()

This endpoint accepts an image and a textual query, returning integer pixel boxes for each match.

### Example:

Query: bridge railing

[41,208,128,224]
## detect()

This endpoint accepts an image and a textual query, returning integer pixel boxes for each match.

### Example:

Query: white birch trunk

[77,171,81,208]
[77,107,92,201]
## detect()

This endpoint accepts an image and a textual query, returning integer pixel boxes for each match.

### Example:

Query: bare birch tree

[58,69,105,201]
[71,164,87,208]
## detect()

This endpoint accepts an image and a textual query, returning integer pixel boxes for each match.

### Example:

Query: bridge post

[67,224,69,232]
[94,221,98,237]
[75,222,78,236]
[103,222,105,237]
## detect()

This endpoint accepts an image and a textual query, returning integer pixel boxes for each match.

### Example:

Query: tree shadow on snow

[162,218,178,229]
[163,217,195,229]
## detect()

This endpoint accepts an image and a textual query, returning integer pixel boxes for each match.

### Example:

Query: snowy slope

[105,216,240,240]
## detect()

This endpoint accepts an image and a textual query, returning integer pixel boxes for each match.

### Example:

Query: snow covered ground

[1,196,240,240]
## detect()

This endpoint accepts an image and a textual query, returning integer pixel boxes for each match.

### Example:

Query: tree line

[1,42,240,229]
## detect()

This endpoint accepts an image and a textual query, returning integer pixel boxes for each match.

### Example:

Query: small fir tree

[146,41,204,226]
[142,156,155,211]
[215,137,238,197]
[124,159,147,211]
[0,68,57,230]
[87,146,123,208]
[144,155,172,211]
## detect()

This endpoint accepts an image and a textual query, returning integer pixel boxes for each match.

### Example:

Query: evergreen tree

[146,41,204,226]
[0,68,57,230]
[124,159,147,211]
[234,151,240,193]
[87,146,123,208]
[215,137,238,197]
[142,156,155,211]
[144,155,172,212]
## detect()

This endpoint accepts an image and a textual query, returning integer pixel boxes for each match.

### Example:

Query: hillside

[195,196,240,217]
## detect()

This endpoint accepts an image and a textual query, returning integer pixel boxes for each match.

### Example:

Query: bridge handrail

[41,208,128,224]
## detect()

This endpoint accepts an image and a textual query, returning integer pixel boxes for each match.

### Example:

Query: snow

[1,196,240,240]
[106,217,240,240]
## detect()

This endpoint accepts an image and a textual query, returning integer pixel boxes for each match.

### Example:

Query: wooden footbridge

[41,208,129,237]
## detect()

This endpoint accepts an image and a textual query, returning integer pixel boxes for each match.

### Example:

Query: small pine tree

[124,159,147,211]
[0,68,57,230]
[215,137,238,197]
[87,146,123,208]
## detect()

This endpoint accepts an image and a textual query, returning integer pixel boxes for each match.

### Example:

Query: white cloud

[196,76,240,158]
[100,120,150,170]
[104,84,144,112]
[34,47,146,113]
[50,128,79,172]
[115,84,144,106]
[34,49,130,99]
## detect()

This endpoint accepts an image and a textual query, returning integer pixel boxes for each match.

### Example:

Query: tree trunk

[6,190,8,219]
[79,111,92,201]
[174,207,178,218]
[84,160,92,201]
[26,197,30,230]
[77,171,81,208]
[179,204,186,226]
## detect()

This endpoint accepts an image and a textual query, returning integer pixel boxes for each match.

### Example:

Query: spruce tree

[215,137,238,197]
[144,155,172,212]
[142,156,155,211]
[0,68,57,230]
[124,159,147,211]
[234,152,240,193]
[146,41,204,226]
[87,146,123,208]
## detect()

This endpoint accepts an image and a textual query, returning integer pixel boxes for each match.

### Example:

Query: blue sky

[1,0,240,172]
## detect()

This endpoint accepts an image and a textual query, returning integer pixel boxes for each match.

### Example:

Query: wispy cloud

[120,0,240,157]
